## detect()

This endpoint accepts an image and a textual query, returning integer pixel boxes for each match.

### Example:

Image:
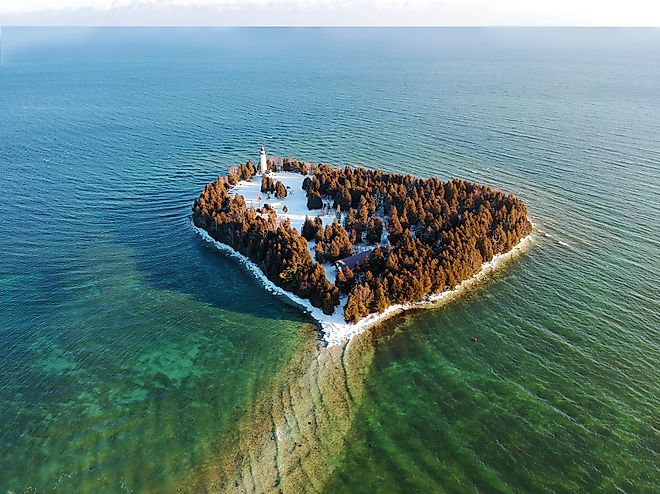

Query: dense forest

[193,160,531,324]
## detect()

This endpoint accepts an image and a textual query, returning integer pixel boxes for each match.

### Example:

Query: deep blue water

[1,28,659,493]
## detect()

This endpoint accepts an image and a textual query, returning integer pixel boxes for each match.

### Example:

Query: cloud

[1,0,659,26]
[0,0,430,15]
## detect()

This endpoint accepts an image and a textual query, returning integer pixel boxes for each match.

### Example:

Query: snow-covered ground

[230,172,339,264]
[194,171,534,346]
[229,172,337,232]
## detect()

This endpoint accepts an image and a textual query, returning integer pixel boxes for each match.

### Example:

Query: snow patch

[229,172,336,233]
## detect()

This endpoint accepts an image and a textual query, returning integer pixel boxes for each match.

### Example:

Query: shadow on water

[0,224,319,493]
[111,185,313,328]
[176,242,538,492]
[0,180,319,493]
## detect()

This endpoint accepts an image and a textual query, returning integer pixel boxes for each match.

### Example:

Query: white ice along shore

[193,170,533,346]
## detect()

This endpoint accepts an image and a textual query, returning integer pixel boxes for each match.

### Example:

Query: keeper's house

[335,250,371,271]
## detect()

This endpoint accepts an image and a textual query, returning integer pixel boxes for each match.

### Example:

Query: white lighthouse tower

[259,146,268,175]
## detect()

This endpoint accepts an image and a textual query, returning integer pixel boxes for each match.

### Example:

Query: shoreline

[192,221,533,346]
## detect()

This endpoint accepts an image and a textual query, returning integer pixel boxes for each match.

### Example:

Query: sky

[0,0,659,26]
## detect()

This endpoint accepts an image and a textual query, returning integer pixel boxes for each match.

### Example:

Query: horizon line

[2,25,659,28]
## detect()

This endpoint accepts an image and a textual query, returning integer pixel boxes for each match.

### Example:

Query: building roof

[335,250,371,270]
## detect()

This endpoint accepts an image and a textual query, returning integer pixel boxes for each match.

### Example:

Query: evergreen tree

[336,266,355,294]
[261,175,275,193]
[275,181,288,199]
[307,192,323,210]
[388,208,404,244]
[315,242,325,263]
[343,291,361,323]
[302,217,319,241]
[366,217,384,244]
[373,281,389,313]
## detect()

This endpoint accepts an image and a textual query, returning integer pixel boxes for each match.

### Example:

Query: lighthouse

[259,146,268,175]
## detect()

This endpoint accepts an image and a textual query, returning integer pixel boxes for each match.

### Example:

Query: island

[192,147,532,345]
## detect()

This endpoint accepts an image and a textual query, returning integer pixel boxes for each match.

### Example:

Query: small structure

[259,146,268,175]
[335,250,371,271]
[271,156,284,172]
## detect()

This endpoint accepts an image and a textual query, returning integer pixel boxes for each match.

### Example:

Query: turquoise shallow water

[1,28,659,492]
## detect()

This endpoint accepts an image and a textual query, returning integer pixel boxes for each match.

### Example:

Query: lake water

[1,27,658,493]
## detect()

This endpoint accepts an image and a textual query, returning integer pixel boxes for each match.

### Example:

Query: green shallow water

[328,248,658,493]
[1,236,317,491]
[1,27,659,492]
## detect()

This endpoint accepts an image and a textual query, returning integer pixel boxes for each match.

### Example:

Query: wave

[541,230,570,247]
[192,221,533,346]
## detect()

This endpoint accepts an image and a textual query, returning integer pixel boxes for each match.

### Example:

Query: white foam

[540,228,568,247]
[192,219,533,347]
